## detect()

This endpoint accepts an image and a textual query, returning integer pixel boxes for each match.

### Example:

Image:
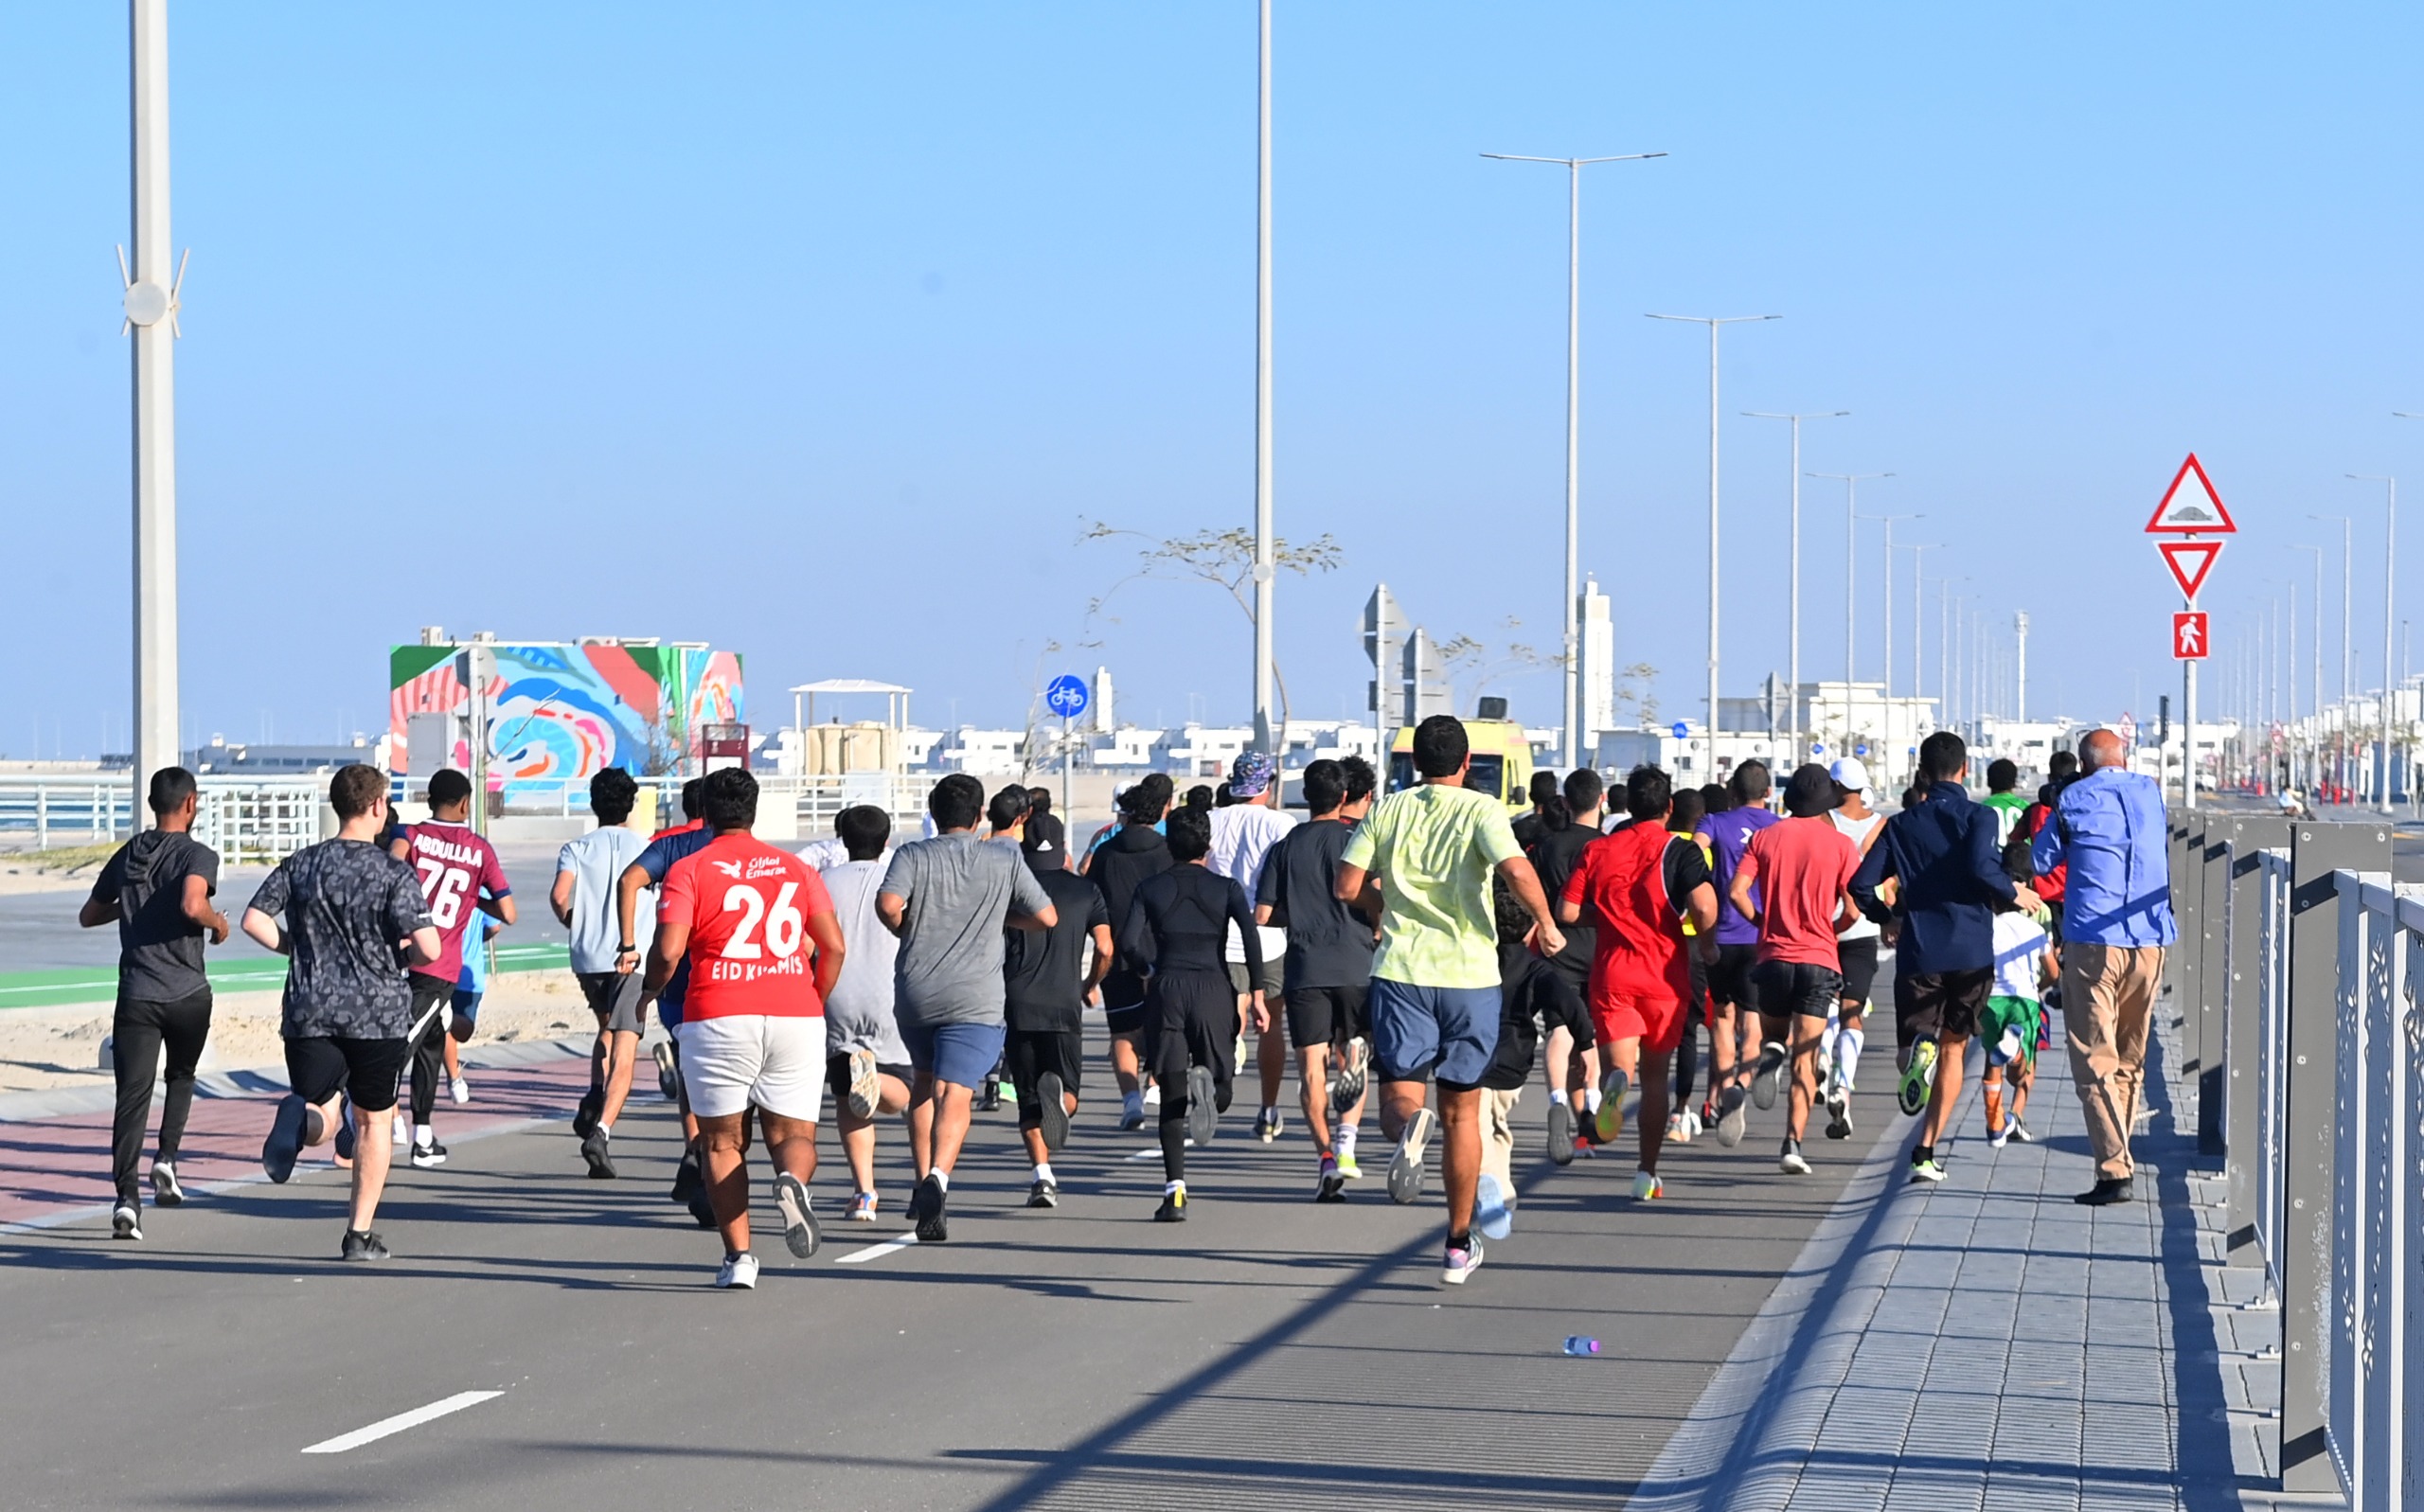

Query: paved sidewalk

[1624,1004,2343,1511]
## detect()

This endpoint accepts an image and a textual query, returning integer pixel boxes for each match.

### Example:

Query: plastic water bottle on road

[1561,1337,1600,1357]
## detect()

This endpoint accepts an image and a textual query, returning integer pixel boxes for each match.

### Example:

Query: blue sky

[4,4,2420,756]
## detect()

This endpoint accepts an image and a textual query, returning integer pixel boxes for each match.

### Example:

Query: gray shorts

[576,970,648,1036]
[1227,954,1284,1000]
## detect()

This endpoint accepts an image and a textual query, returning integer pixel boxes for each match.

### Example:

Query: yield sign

[2158,539,2223,601]
[2145,453,2237,534]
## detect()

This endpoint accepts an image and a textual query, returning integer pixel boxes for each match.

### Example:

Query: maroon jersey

[397,819,510,983]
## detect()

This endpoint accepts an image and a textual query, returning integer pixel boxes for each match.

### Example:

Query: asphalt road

[0,1042,1899,1512]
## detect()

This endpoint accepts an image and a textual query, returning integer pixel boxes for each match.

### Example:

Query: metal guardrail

[2191,814,2406,1506]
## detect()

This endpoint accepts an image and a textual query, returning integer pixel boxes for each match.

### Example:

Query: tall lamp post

[2292,543,2324,791]
[1811,471,1892,753]
[1250,0,1275,756]
[1902,543,1943,755]
[2346,473,2397,814]
[128,0,185,797]
[2310,510,2353,799]
[1484,149,1666,769]
[1863,512,1921,782]
[1744,409,1847,770]
[1649,312,1780,781]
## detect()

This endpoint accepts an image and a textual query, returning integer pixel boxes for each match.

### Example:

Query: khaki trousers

[1479,1087,1520,1195]
[2059,942,2166,1181]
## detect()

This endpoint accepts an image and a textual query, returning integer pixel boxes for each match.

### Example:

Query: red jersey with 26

[658,834,834,1020]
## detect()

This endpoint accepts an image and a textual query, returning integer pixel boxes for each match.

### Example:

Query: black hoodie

[1089,823,1173,1009]
[90,829,221,1001]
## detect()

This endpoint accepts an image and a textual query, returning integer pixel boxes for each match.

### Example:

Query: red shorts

[1591,992,1686,1058]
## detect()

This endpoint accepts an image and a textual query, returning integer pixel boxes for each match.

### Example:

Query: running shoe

[333,1108,357,1163]
[1751,1041,1789,1111]
[1232,1032,1249,1076]
[1315,1156,1346,1203]
[150,1162,183,1208]
[1909,1153,1949,1183]
[1825,1086,1854,1141]
[1898,1041,1939,1118]
[653,1040,680,1103]
[845,1046,881,1121]
[1664,1110,1694,1146]
[1714,1085,1749,1148]
[1631,1169,1664,1201]
[1154,1187,1187,1222]
[1255,1108,1283,1144]
[1185,1065,1219,1148]
[2009,1118,2036,1145]
[391,1112,409,1147]
[1334,1150,1363,1181]
[1328,1037,1369,1117]
[1028,1178,1059,1209]
[580,1127,616,1180]
[847,1191,879,1222]
[449,1075,471,1107]
[1987,1120,2011,1150]
[261,1094,310,1184]
[573,1089,602,1140]
[1036,1071,1069,1152]
[715,1252,758,1290]
[910,1174,950,1243]
[1473,1172,1513,1241]
[1546,1100,1577,1165]
[410,1140,448,1169]
[1387,1107,1435,1204]
[977,1073,1003,1113]
[772,1172,820,1259]
[1441,1236,1484,1286]
[1118,1094,1146,1131]
[1780,1140,1811,1176]
[1143,1081,1162,1109]
[340,1229,390,1263]
[112,1203,142,1241]
[1595,1068,1631,1147]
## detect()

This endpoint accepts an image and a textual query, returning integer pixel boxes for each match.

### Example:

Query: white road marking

[835,1235,919,1265]
[302,1390,503,1454]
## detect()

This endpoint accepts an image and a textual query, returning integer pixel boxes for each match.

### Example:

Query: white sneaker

[391,1112,409,1147]
[111,1203,143,1240]
[449,1076,471,1106]
[1665,1110,1693,1146]
[715,1252,759,1290]
[1631,1169,1664,1201]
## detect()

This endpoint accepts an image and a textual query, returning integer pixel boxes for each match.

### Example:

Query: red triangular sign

[2145,453,2237,534]
[2158,539,2222,601]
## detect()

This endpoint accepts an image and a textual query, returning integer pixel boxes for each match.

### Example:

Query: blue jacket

[1850,780,2017,975]
[2030,767,2177,948]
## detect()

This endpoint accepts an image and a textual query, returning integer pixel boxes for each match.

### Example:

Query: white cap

[1828,756,1870,792]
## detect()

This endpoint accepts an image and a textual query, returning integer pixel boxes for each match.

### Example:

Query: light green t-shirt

[1339,782,1524,990]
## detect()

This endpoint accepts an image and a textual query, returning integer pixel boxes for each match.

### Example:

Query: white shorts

[675,1015,828,1123]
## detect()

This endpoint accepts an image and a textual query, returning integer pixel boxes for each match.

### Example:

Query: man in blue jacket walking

[2031,728,2175,1205]
[1852,731,2036,1183]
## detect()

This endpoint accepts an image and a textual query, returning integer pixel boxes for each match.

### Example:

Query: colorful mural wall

[389,642,746,800]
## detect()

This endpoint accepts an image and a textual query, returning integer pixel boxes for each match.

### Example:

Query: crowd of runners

[80,711,2174,1289]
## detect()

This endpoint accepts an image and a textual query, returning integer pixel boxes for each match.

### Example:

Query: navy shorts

[1368,978,1500,1091]
[900,1020,1007,1089]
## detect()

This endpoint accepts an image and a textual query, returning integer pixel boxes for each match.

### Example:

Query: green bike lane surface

[0,943,571,1009]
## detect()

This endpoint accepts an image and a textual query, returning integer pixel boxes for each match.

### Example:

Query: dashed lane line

[301,1390,504,1454]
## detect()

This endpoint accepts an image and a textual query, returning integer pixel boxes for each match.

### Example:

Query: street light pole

[1251,0,1275,756]
[1745,409,1847,772]
[1902,543,1943,751]
[1863,512,1920,781]
[1485,150,1666,770]
[1811,471,1892,752]
[1649,312,1780,782]
[128,0,184,795]
[2347,473,2397,813]
[2292,543,2323,791]
[2311,512,2353,800]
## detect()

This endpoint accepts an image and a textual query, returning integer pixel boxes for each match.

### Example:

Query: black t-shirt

[1091,824,1174,1006]
[1526,823,1600,985]
[90,830,221,1003]
[1120,864,1260,980]
[1481,944,1590,1091]
[246,838,434,1041]
[1004,866,1109,1033]
[1254,818,1375,992]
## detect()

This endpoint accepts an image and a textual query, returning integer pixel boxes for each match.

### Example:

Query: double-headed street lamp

[1743,410,1847,770]
[1483,150,1666,770]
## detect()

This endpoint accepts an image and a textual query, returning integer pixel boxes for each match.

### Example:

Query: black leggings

[1673,1016,1700,1107]
[1147,970,1237,1183]
[405,973,452,1128]
[111,990,212,1204]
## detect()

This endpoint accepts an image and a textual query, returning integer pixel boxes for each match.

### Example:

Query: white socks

[932,1167,950,1192]
[414,1123,434,1146]
[1836,1028,1865,1089]
[1549,1089,1569,1105]
[1337,1126,1358,1156]
[1165,1180,1185,1196]
[1033,1162,1054,1184]
[1583,1087,1603,1114]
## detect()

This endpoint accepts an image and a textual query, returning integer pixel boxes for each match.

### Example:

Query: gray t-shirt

[557,826,652,973]
[247,838,434,1041]
[819,858,911,1063]
[879,832,1053,1027]
[91,830,222,1003]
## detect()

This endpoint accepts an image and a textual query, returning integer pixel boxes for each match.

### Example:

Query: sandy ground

[0,969,602,1096]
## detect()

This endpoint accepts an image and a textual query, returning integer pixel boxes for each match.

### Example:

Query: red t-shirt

[1561,823,1710,1007]
[658,832,834,1020]
[1736,817,1859,969]
[398,820,511,983]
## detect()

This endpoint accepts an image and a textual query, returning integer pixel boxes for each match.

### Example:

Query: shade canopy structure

[789,681,913,739]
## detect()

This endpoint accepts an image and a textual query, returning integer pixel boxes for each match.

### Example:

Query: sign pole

[2184,647,2197,810]
[1060,714,1071,818]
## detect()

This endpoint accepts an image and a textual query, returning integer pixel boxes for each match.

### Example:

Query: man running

[1001,792,1111,1208]
[878,774,1057,1242]
[1335,716,1565,1285]
[817,806,916,1222]
[1089,775,1175,1129]
[618,778,717,1223]
[389,769,514,1170]
[1524,768,1607,1162]
[1254,757,1376,1201]
[1821,758,1885,1140]
[243,764,439,1261]
[553,767,651,1178]
[1694,760,1778,1147]
[1728,765,1862,1176]
[1207,751,1295,1142]
[80,765,228,1240]
[645,768,844,1289]
[1982,757,2029,849]
[1558,765,1716,1199]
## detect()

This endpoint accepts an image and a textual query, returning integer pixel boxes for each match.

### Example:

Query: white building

[1578,577,1615,742]
[1088,725,1167,770]
[1167,724,1253,780]
[941,728,1026,774]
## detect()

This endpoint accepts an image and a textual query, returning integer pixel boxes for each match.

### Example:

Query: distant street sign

[2157,539,2223,602]
[1671,720,1690,739]
[2145,453,2237,535]
[1043,675,1089,720]
[1855,742,1869,757]
[2172,612,2210,661]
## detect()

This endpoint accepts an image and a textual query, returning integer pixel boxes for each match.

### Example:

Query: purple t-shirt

[1703,806,1780,947]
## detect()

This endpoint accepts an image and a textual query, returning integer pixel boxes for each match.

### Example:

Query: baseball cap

[1229,750,1277,798]
[1828,756,1870,792]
